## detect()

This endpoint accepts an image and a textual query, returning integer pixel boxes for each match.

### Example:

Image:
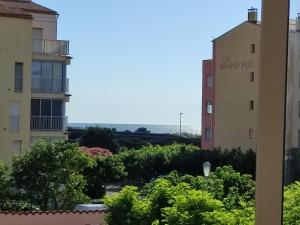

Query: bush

[80,127,119,153]
[104,166,255,225]
[117,144,256,183]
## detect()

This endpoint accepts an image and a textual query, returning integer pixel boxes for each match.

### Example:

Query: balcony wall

[31,116,67,131]
[32,39,69,56]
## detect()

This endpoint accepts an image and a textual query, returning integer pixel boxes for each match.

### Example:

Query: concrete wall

[0,211,105,225]
[201,60,214,149]
[213,22,260,151]
[0,16,32,162]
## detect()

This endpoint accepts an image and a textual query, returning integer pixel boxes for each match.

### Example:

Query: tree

[80,127,119,153]
[134,127,151,134]
[84,155,127,199]
[12,140,94,210]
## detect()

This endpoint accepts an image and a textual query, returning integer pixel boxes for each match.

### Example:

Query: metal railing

[10,116,20,132]
[14,77,23,92]
[31,78,69,93]
[30,116,67,131]
[32,39,70,56]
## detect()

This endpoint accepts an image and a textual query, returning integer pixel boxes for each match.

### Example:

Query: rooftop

[0,0,57,19]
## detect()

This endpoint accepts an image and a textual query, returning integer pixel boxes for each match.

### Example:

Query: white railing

[31,78,69,93]
[30,116,67,131]
[14,77,23,92]
[32,39,69,56]
[10,116,20,132]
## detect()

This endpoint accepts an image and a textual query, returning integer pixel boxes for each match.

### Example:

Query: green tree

[84,155,127,199]
[135,127,151,134]
[12,140,94,210]
[80,127,119,153]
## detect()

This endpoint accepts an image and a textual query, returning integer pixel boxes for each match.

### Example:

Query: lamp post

[203,162,211,193]
[179,113,183,136]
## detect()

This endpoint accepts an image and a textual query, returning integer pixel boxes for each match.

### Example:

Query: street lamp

[203,162,211,177]
[179,113,183,136]
[203,162,211,194]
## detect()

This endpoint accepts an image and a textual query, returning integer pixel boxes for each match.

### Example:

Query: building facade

[0,0,70,162]
[202,9,300,151]
[201,60,214,149]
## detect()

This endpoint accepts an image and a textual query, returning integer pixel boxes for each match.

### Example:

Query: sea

[68,123,200,135]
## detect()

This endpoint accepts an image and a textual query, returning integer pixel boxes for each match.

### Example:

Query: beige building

[203,9,300,151]
[0,0,70,162]
[210,9,260,151]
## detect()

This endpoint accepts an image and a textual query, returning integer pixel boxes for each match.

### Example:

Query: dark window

[41,99,51,116]
[251,43,256,53]
[250,72,255,82]
[207,75,213,88]
[249,128,254,139]
[250,100,254,111]
[205,127,212,141]
[31,99,40,116]
[52,100,63,116]
[15,63,23,92]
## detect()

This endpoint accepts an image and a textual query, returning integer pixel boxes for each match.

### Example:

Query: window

[206,101,213,114]
[250,72,255,82]
[249,128,254,139]
[12,140,22,155]
[207,75,213,88]
[249,100,254,111]
[32,28,43,40]
[32,61,66,93]
[10,101,20,132]
[205,127,212,141]
[251,43,256,53]
[30,99,64,131]
[14,63,23,92]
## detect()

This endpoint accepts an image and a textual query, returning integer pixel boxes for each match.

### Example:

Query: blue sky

[34,0,271,128]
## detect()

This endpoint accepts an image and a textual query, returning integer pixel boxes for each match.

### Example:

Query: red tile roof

[0,0,58,19]
[0,210,106,216]
[0,1,32,19]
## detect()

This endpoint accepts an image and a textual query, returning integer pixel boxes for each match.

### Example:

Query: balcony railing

[10,116,20,132]
[31,78,69,93]
[30,116,67,131]
[32,39,69,56]
[14,77,23,92]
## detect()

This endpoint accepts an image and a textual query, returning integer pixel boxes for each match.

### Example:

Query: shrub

[80,127,119,153]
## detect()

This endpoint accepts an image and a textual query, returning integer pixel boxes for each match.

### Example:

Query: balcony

[32,39,69,56]
[30,116,67,131]
[31,78,69,93]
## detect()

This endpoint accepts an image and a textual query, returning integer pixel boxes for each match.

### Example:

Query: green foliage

[105,166,256,225]
[117,144,255,184]
[12,140,93,210]
[84,155,127,199]
[80,127,119,153]
[162,190,223,225]
[284,182,300,224]
[105,186,151,225]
